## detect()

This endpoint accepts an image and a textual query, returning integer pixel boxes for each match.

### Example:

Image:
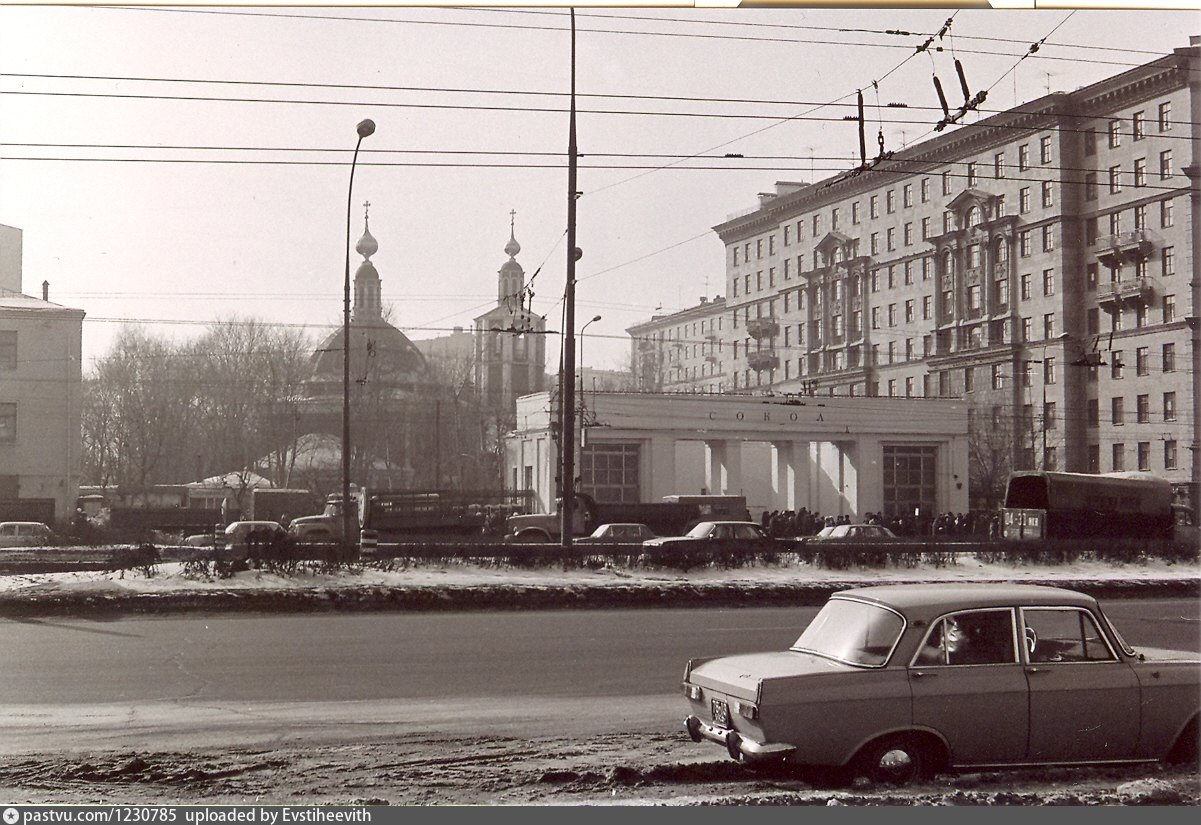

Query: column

[645,436,677,501]
[770,441,799,511]
[842,436,883,518]
[704,440,743,495]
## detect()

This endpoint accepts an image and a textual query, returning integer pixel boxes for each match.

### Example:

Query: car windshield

[791,598,905,667]
[685,522,715,538]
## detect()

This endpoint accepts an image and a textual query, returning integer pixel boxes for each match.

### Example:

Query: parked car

[575,523,657,544]
[681,583,1199,784]
[809,524,899,541]
[225,520,287,549]
[183,521,286,552]
[0,521,57,549]
[643,521,777,549]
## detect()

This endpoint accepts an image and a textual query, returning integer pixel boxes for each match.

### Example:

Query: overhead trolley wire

[93,4,1182,72]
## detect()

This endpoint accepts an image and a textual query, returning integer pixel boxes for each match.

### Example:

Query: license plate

[711,698,730,727]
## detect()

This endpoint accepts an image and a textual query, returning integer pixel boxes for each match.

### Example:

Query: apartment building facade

[627,296,727,393]
[0,225,86,520]
[694,44,1198,509]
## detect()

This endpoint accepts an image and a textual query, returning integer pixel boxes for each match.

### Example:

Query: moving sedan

[643,521,780,550]
[576,523,657,544]
[810,523,899,541]
[682,583,1199,784]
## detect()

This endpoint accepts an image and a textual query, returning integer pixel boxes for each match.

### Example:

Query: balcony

[1098,277,1154,310]
[747,349,779,371]
[1095,230,1156,266]
[746,318,779,340]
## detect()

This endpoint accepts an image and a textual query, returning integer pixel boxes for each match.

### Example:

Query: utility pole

[560,9,579,550]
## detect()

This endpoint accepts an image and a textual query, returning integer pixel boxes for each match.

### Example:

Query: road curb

[0,577,1195,618]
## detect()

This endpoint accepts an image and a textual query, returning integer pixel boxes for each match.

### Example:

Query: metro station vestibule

[507,391,970,519]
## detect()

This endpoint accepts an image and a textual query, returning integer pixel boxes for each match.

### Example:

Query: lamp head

[591,315,602,323]
[356,119,376,138]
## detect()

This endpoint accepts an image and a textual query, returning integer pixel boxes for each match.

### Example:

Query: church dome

[308,319,427,393]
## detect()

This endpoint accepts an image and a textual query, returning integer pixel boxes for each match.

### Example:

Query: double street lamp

[343,118,375,560]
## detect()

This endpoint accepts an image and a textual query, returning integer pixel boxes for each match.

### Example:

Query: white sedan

[810,524,899,541]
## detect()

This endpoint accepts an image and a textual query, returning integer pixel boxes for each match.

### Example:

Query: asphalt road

[0,599,1196,755]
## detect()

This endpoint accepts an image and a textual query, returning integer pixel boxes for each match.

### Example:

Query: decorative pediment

[946,188,1005,230]
[813,231,857,270]
[814,230,852,254]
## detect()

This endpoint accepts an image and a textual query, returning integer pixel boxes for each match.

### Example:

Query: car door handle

[1025,666,1045,674]
[911,671,936,678]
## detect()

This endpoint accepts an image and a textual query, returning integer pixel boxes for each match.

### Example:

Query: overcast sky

[1,4,1196,373]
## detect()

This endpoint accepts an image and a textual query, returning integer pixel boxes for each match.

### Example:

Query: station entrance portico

[507,391,970,520]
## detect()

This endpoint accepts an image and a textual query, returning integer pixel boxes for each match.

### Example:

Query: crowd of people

[759,508,1001,539]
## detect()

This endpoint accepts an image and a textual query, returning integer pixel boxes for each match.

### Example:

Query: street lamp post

[577,315,601,488]
[342,118,375,562]
[579,315,602,397]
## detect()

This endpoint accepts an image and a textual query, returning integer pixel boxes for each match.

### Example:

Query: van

[0,521,57,549]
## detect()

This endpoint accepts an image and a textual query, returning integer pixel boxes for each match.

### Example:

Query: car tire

[1166,716,1199,766]
[855,735,929,786]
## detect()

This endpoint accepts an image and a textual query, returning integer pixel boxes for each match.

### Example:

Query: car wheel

[856,735,928,786]
[1166,716,1199,766]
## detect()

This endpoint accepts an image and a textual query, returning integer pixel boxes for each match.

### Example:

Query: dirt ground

[0,728,1197,806]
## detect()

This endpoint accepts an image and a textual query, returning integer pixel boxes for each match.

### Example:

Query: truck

[287,489,535,544]
[1000,470,1195,541]
[505,493,750,542]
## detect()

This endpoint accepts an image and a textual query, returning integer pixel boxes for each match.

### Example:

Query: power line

[7,73,1194,127]
[92,4,1179,71]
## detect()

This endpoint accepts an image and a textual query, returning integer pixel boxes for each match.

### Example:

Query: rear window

[1005,475,1048,509]
[792,598,905,667]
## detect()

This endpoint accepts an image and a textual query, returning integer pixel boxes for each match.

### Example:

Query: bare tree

[82,326,199,489]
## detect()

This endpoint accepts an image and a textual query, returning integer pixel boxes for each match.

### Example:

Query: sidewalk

[1,555,1197,617]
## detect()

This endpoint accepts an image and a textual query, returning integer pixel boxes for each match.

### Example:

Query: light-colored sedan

[0,521,57,548]
[682,583,1200,784]
[810,523,899,541]
[575,523,657,544]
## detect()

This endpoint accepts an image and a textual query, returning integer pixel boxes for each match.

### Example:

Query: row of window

[732,221,1072,301]
[1086,392,1179,427]
[1084,150,1175,199]
[735,163,1176,272]
[1093,440,1179,473]
[730,142,1061,268]
[1087,103,1174,155]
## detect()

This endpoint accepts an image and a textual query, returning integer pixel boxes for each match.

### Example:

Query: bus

[1001,471,1183,540]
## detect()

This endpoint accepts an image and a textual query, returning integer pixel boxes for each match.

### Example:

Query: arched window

[967,205,983,227]
[833,246,845,264]
[941,249,953,276]
[993,238,1009,273]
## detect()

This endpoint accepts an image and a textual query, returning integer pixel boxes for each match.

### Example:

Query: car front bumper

[684,715,796,763]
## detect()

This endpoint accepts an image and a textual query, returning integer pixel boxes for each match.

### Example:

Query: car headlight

[682,683,703,700]
[733,700,759,720]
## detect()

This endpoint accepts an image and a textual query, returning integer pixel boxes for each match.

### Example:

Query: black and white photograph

[1,1,1199,807]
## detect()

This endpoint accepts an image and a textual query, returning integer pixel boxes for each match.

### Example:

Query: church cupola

[498,209,525,305]
[352,201,383,324]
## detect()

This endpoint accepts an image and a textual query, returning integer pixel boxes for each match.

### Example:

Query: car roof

[835,583,1097,617]
[0,521,48,528]
[598,523,649,528]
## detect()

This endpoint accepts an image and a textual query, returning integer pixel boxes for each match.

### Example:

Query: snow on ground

[0,554,1197,597]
